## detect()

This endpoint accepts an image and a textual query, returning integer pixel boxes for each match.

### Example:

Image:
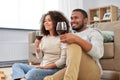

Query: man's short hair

[72,9,88,18]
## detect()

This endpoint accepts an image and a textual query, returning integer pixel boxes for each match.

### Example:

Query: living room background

[0,0,120,67]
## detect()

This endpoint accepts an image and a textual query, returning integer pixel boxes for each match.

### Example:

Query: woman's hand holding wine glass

[35,31,43,59]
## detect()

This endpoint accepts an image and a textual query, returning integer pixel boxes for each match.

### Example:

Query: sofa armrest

[28,31,36,44]
[114,29,120,71]
[28,31,41,64]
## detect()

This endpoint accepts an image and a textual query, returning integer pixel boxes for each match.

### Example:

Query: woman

[12,11,69,80]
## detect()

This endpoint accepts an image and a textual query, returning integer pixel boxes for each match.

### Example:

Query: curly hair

[40,11,70,36]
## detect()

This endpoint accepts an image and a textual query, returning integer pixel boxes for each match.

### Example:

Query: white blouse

[39,35,66,68]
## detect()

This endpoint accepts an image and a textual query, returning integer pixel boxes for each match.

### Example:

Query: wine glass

[35,30,43,40]
[56,22,68,49]
[56,22,67,35]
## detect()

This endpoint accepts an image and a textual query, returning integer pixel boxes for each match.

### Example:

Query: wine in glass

[35,30,43,40]
[56,22,67,35]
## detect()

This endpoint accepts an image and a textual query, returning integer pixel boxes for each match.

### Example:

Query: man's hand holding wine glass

[56,22,68,35]
[56,21,69,49]
[60,33,79,44]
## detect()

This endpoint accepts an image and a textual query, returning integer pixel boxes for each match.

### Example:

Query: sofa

[91,21,120,80]
[28,21,120,80]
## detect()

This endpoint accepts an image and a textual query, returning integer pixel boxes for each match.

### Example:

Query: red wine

[36,36,43,40]
[57,30,67,35]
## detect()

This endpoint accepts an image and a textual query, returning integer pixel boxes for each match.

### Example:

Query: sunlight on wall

[0,0,59,30]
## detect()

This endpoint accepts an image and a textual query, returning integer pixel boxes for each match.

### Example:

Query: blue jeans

[12,63,61,80]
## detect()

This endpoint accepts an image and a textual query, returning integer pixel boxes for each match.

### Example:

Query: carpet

[0,67,12,80]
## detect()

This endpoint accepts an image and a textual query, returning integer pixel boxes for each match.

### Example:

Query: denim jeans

[12,63,61,80]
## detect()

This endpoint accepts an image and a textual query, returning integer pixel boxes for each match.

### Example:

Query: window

[0,0,59,30]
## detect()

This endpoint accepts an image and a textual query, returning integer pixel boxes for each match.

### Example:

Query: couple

[12,9,104,80]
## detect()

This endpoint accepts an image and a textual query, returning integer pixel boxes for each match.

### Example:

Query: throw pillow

[101,31,114,43]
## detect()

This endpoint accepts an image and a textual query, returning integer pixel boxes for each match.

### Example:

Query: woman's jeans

[12,63,61,80]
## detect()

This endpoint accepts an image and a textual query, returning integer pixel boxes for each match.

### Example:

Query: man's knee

[44,68,66,80]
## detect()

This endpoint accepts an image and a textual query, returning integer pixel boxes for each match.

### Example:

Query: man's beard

[72,23,84,32]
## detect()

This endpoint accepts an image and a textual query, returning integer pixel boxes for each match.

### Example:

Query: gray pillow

[101,31,114,43]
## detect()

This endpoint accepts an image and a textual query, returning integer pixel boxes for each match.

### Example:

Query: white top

[73,27,104,74]
[39,36,66,68]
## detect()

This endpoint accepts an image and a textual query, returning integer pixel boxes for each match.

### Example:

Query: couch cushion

[102,43,114,59]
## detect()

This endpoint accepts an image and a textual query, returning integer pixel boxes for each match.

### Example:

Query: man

[44,9,104,80]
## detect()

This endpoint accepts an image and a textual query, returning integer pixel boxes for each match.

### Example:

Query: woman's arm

[35,63,57,69]
[35,43,66,69]
[54,43,66,68]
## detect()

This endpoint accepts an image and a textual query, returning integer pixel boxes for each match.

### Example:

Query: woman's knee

[25,69,37,80]
[12,63,23,68]
[25,69,44,80]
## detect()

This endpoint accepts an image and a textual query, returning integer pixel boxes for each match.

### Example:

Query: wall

[83,0,120,11]
[58,0,83,20]
[83,0,98,11]
[82,0,120,21]
[95,0,120,8]
[59,0,120,19]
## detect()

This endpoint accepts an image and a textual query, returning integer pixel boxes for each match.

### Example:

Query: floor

[0,67,12,80]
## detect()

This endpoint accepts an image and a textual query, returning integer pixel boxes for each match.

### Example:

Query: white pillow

[101,31,114,43]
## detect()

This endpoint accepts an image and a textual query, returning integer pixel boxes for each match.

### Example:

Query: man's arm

[60,33,92,52]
